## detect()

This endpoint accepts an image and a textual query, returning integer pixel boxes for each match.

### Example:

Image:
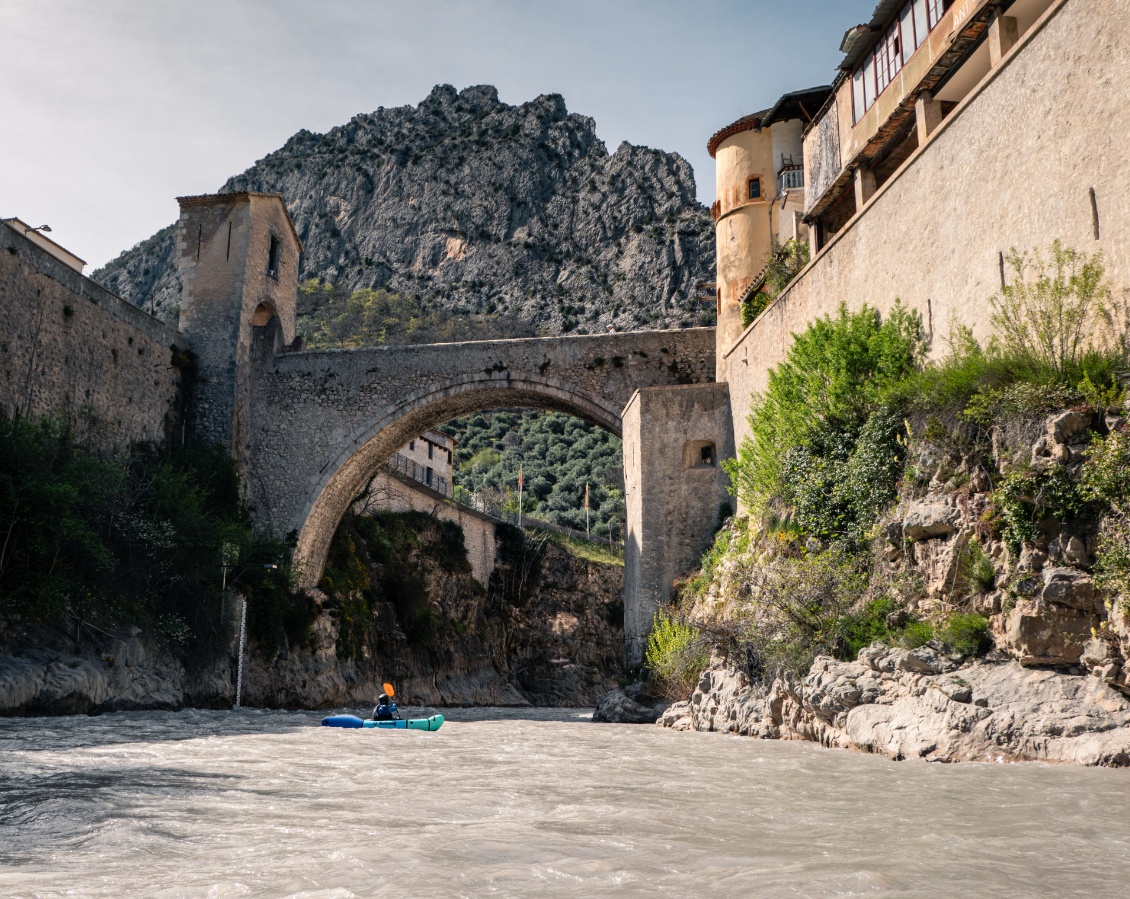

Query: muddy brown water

[1,707,1128,897]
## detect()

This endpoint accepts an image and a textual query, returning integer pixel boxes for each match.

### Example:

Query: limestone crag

[660,649,1130,766]
[94,85,714,336]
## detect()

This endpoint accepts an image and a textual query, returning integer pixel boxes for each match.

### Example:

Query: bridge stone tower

[175,192,301,466]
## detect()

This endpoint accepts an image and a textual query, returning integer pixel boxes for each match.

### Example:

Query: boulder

[1048,534,1092,568]
[1042,567,1099,613]
[683,667,778,737]
[1003,597,1096,666]
[1080,637,1118,670]
[592,686,669,724]
[1047,410,1094,446]
[903,497,959,540]
[662,659,1130,766]
[896,643,964,675]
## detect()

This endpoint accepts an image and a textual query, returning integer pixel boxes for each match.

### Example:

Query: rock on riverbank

[659,646,1130,766]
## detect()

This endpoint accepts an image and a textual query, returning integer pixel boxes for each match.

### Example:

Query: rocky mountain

[94,84,715,336]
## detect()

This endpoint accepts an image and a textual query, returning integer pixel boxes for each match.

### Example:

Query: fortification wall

[623,383,734,665]
[722,0,1129,448]
[0,222,183,449]
[360,470,498,586]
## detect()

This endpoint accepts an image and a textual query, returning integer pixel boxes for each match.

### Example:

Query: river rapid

[1,707,1128,898]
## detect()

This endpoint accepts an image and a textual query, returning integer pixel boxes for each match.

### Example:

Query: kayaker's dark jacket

[374,701,398,720]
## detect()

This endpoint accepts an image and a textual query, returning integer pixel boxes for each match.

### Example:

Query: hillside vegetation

[650,242,1130,696]
[440,410,624,537]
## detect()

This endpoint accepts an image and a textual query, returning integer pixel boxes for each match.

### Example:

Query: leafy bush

[736,546,870,677]
[991,241,1119,377]
[645,609,708,699]
[0,415,309,661]
[725,302,923,513]
[1083,430,1130,609]
[962,538,997,592]
[779,408,906,547]
[741,240,813,328]
[994,465,1086,553]
[899,619,935,648]
[840,597,898,660]
[938,612,992,656]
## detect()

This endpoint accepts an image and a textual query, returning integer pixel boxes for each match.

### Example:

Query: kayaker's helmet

[379,693,390,704]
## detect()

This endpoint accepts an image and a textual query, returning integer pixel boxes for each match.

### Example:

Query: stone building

[710,0,1127,449]
[707,87,831,350]
[391,430,456,496]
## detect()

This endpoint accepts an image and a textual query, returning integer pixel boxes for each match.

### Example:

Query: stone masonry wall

[359,469,498,586]
[247,326,717,586]
[722,0,1129,450]
[0,221,182,450]
[623,383,734,664]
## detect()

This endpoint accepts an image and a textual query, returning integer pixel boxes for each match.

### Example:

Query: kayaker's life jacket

[375,701,397,720]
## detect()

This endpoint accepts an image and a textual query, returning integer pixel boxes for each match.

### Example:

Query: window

[851,0,950,124]
[748,178,762,200]
[683,440,717,469]
[267,235,279,278]
[427,442,433,460]
[409,440,415,451]
[927,0,951,29]
[900,3,916,65]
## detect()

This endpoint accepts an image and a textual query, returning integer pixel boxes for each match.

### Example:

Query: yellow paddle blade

[382,682,395,698]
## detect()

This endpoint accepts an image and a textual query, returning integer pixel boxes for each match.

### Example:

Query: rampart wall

[361,470,499,587]
[722,0,1128,448]
[0,222,183,449]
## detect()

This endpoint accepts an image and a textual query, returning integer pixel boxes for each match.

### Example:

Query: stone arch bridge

[245,324,716,588]
[174,191,732,663]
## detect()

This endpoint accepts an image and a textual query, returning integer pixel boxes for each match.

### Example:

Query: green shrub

[1083,430,1130,610]
[991,241,1119,377]
[963,539,997,593]
[778,407,906,546]
[938,612,992,656]
[740,291,770,329]
[645,609,708,700]
[899,619,935,648]
[994,465,1086,553]
[725,302,923,512]
[736,547,870,677]
[840,597,897,660]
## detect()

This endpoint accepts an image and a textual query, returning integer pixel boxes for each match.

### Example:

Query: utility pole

[234,598,247,709]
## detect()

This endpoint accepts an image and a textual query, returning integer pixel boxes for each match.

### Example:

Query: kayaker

[373,693,400,721]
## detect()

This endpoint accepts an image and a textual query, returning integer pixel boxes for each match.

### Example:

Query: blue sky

[2,1,867,268]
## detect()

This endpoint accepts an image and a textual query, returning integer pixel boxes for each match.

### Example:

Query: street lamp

[23,224,52,235]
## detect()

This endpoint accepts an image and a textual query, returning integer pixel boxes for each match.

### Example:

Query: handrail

[384,453,625,552]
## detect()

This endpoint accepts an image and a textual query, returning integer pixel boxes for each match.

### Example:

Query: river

[1,707,1128,898]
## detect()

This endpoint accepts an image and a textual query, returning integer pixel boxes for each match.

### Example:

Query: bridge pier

[622,384,734,667]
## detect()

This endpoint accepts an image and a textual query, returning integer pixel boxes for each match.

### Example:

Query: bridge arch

[293,371,623,586]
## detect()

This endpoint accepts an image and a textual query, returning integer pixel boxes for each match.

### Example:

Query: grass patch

[544,531,624,567]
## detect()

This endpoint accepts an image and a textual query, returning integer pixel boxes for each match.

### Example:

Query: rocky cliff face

[94,84,715,336]
[0,519,625,715]
[623,406,1130,766]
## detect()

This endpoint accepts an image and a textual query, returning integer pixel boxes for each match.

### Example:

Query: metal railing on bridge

[387,452,453,498]
[385,452,624,557]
